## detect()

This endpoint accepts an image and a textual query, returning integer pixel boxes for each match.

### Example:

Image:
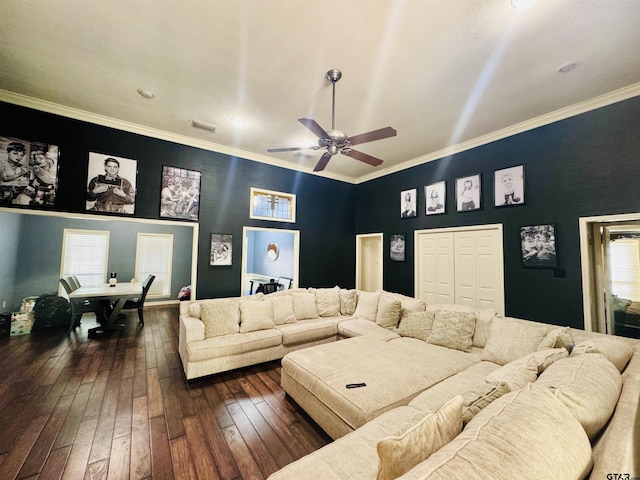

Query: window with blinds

[60,229,110,289]
[609,239,640,301]
[135,233,173,298]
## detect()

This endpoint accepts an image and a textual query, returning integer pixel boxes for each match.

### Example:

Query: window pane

[136,233,173,298]
[610,239,640,301]
[61,229,109,288]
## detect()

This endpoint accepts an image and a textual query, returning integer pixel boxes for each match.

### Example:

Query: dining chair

[59,276,93,329]
[122,275,155,326]
[277,277,293,291]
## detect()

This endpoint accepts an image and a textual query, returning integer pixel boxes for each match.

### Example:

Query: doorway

[579,213,640,338]
[241,226,299,296]
[356,233,383,292]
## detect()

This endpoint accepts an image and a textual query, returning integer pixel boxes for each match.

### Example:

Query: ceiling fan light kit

[268,69,397,172]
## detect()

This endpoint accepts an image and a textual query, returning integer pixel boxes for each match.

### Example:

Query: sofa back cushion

[376,396,463,480]
[378,290,426,312]
[397,385,593,480]
[200,298,240,338]
[271,295,296,325]
[291,293,319,320]
[239,298,275,333]
[536,353,622,440]
[570,337,634,373]
[396,310,434,341]
[354,291,380,322]
[481,316,552,365]
[311,286,341,317]
[427,310,476,352]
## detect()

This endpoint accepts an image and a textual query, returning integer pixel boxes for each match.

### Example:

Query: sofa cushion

[354,291,380,322]
[460,381,510,425]
[539,326,574,352]
[427,310,476,352]
[339,319,401,341]
[397,385,593,480]
[536,353,622,440]
[425,303,496,348]
[186,329,282,361]
[291,293,320,320]
[239,298,275,333]
[277,318,339,346]
[570,337,634,373]
[396,310,434,341]
[376,295,401,329]
[312,286,341,317]
[379,290,426,312]
[481,316,552,365]
[271,295,296,325]
[199,298,240,337]
[485,348,569,389]
[340,288,358,315]
[376,396,463,480]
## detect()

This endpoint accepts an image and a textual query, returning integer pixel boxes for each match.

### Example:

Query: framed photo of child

[456,174,481,212]
[495,165,525,207]
[425,181,445,215]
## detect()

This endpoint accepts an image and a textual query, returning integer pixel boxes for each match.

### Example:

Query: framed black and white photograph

[390,233,406,262]
[425,181,446,215]
[160,165,201,221]
[456,174,481,212]
[520,224,558,268]
[0,135,59,208]
[210,233,233,266]
[86,152,137,214]
[495,165,525,207]
[401,188,417,218]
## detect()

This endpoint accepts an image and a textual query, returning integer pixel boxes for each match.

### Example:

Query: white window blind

[135,233,173,298]
[60,229,109,289]
[609,239,640,301]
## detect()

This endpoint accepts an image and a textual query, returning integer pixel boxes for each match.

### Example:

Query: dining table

[67,281,143,335]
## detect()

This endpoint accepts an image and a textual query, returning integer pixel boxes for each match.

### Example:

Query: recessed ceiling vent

[191,119,218,133]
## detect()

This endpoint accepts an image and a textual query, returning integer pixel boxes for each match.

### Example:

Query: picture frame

[210,233,233,266]
[494,165,525,207]
[160,165,201,221]
[520,224,558,268]
[456,174,481,212]
[425,181,446,215]
[0,135,60,208]
[390,233,406,262]
[400,188,417,218]
[86,152,137,215]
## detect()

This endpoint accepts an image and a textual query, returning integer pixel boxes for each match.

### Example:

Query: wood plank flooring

[0,305,331,479]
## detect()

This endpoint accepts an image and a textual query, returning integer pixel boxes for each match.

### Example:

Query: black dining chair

[256,280,280,295]
[60,276,93,329]
[122,275,155,326]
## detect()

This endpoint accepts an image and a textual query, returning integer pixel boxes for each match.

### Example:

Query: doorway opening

[356,233,383,292]
[579,213,640,338]
[241,226,299,296]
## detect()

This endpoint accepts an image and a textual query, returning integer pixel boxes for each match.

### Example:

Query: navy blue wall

[356,96,640,328]
[1,101,356,300]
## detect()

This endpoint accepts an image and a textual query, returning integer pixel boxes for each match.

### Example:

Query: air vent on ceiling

[191,119,218,133]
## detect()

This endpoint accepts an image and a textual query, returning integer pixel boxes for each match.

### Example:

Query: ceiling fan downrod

[326,69,342,131]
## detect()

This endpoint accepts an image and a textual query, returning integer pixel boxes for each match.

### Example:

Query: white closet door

[418,232,454,304]
[454,231,477,308]
[475,229,502,311]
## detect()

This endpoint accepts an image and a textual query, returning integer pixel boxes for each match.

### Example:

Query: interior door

[417,232,454,304]
[356,233,383,291]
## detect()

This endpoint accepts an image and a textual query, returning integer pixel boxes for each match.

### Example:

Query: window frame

[249,187,296,223]
[59,228,110,294]
[135,232,173,298]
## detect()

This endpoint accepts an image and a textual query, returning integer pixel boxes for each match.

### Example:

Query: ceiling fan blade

[342,149,384,167]
[268,145,322,153]
[298,118,331,140]
[347,126,397,146]
[313,152,333,172]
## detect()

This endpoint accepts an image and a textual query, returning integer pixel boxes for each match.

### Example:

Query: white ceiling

[1,0,640,183]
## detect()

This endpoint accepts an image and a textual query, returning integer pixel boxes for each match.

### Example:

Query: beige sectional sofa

[178,287,640,478]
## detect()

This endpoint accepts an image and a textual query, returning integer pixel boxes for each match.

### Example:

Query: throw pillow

[396,310,435,341]
[427,310,476,352]
[312,286,341,317]
[481,317,551,365]
[271,295,296,325]
[291,293,319,320]
[339,288,358,315]
[485,357,539,391]
[570,337,634,373]
[238,298,275,333]
[376,395,463,480]
[537,353,622,440]
[187,301,202,319]
[539,326,575,352]
[353,291,380,322]
[200,299,240,337]
[376,295,401,329]
[461,382,510,425]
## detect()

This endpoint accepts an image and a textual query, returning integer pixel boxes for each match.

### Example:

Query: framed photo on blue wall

[520,224,558,268]
[456,174,481,212]
[425,181,445,215]
[401,188,417,218]
[495,165,525,207]
[390,233,406,262]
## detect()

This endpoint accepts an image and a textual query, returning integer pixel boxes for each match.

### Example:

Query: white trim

[579,212,640,333]
[3,83,639,185]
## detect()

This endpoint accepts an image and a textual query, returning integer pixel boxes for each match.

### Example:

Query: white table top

[69,282,142,298]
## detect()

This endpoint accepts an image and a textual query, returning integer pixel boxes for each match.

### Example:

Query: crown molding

[355,82,640,184]
[0,89,355,184]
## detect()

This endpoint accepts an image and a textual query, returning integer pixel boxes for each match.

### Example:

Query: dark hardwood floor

[0,305,331,479]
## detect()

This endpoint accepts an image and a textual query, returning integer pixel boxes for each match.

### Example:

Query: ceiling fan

[268,69,397,172]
